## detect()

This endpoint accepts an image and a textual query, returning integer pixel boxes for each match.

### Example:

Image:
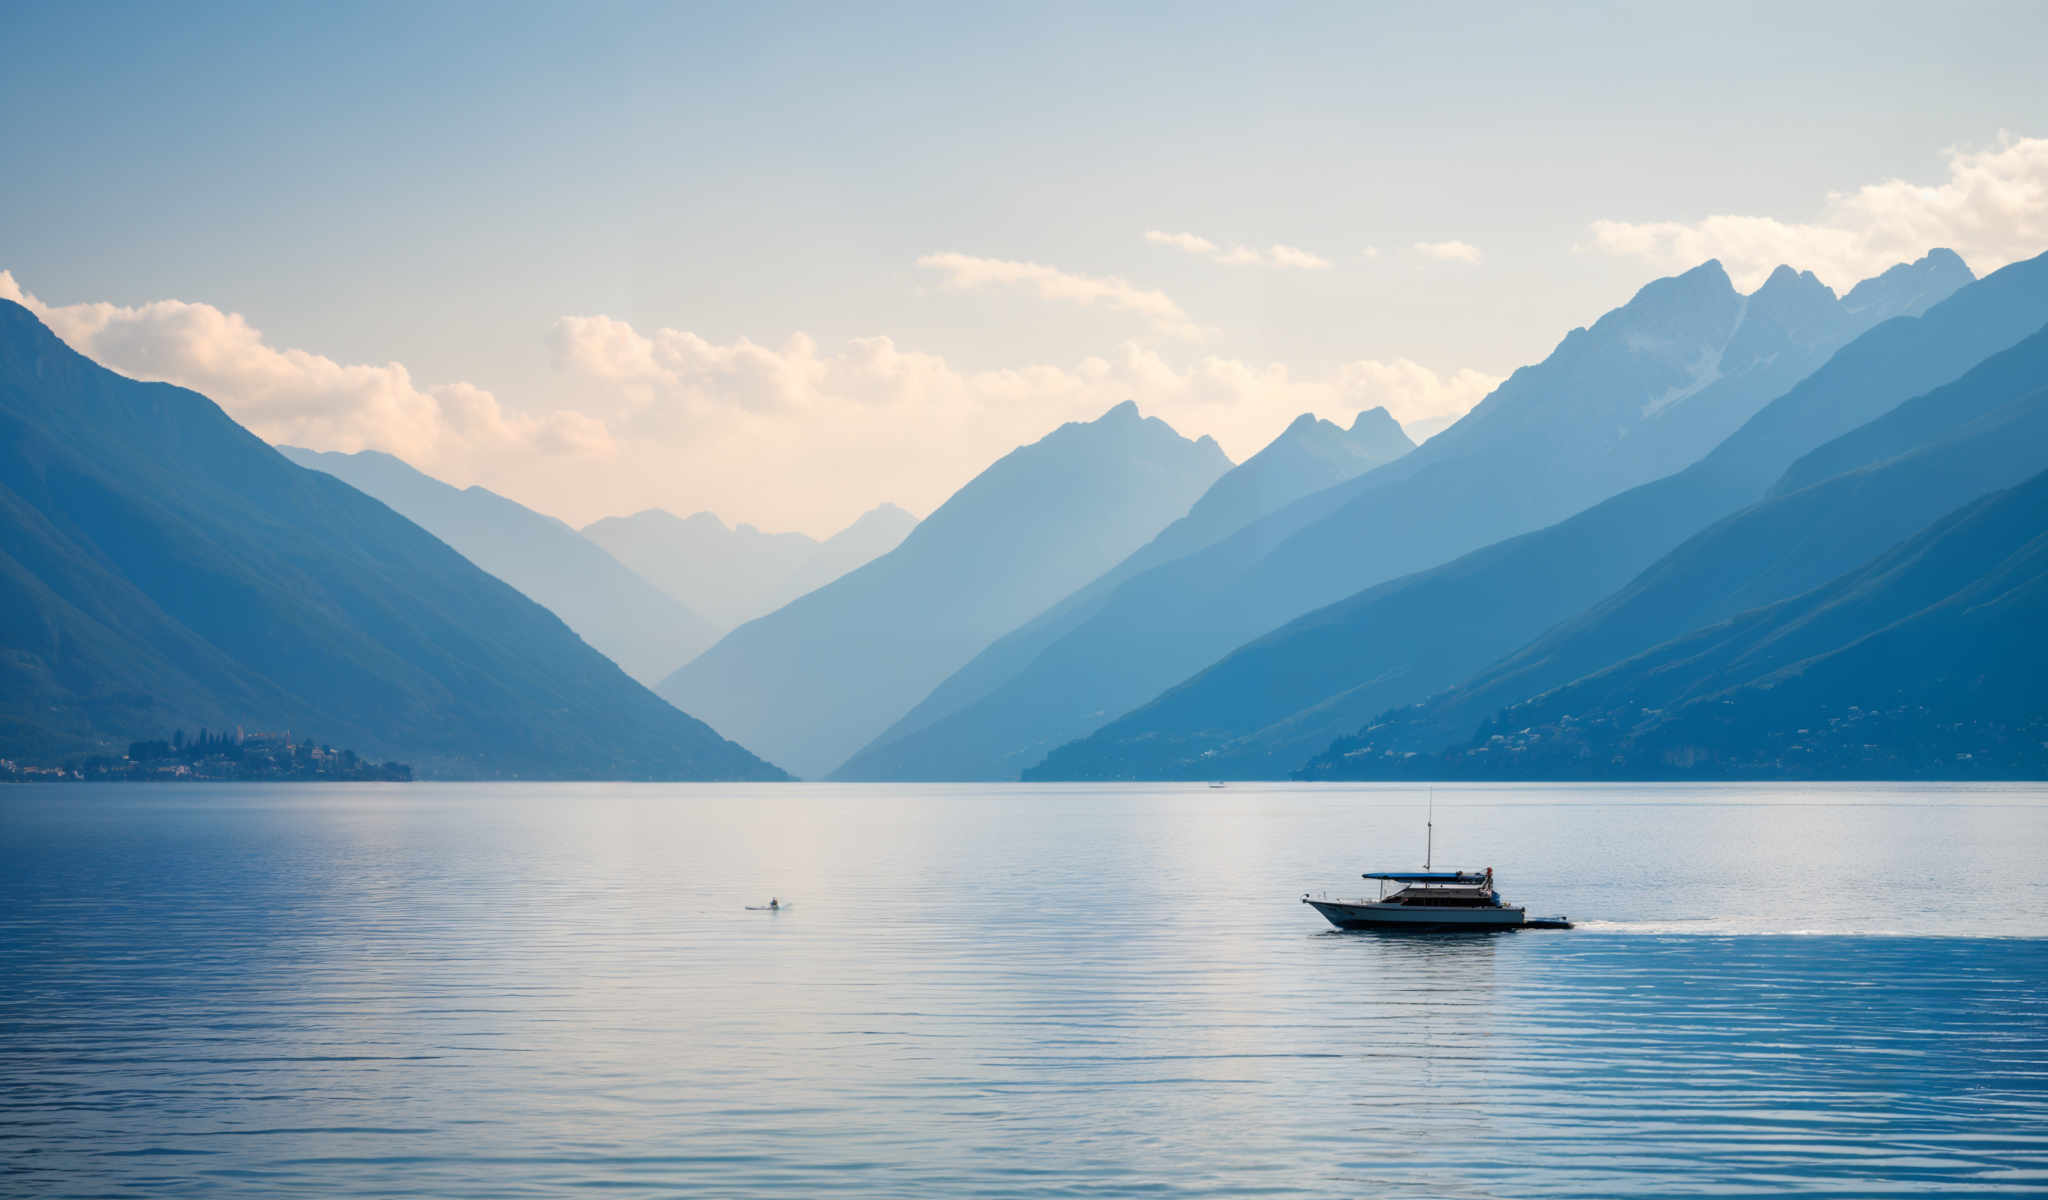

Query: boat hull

[1304,898,1526,931]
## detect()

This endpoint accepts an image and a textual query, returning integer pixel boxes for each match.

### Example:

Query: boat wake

[1572,918,1959,937]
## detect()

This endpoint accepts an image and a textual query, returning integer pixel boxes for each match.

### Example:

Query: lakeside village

[0,728,412,783]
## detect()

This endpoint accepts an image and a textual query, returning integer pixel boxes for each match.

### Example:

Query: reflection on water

[1,782,2045,1197]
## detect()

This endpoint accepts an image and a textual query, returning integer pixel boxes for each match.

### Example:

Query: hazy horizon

[5,2,2045,535]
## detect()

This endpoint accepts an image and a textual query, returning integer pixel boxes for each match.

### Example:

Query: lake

[3,782,2045,1197]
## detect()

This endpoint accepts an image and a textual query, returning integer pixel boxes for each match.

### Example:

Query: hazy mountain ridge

[658,401,1232,778]
[1302,465,2048,780]
[1840,248,1975,320]
[1028,255,2047,780]
[781,503,920,601]
[281,448,718,686]
[882,253,1964,782]
[11,242,2023,787]
[1291,322,2048,776]
[1354,323,2048,758]
[831,407,1414,780]
[583,502,916,633]
[0,299,785,780]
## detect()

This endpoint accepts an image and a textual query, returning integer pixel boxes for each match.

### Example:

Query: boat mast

[1425,784,1433,870]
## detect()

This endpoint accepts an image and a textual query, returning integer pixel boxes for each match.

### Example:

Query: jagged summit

[1351,405,1401,433]
[1725,265,1852,362]
[1256,411,1407,463]
[1753,263,1808,290]
[1347,406,1412,456]
[1748,263,1833,303]
[660,399,1233,778]
[1062,400,1230,463]
[1269,407,1406,454]
[1627,258,1736,311]
[1843,248,1977,319]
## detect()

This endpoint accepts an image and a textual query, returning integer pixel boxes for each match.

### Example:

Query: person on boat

[769,897,778,910]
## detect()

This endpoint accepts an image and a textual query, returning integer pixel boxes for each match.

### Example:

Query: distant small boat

[745,898,789,912]
[1208,781,1227,789]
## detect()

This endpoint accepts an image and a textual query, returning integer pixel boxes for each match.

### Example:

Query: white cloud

[1585,134,2048,290]
[1144,230,1219,256]
[1145,230,1333,270]
[549,313,1499,529]
[1414,240,1484,263]
[917,251,1201,339]
[1329,358,1501,435]
[2,269,1496,536]
[0,271,615,469]
[1267,244,1332,270]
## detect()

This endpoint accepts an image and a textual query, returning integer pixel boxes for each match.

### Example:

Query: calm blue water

[2,782,2045,1197]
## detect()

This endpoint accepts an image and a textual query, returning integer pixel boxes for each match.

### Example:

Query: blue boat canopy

[1362,870,1489,883]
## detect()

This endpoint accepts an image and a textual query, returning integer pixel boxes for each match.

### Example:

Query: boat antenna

[1425,784,1433,870]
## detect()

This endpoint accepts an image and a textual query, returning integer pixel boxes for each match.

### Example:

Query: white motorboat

[1300,789,1569,931]
[1301,868,1564,930]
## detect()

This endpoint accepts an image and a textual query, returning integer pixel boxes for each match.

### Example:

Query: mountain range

[280,448,720,686]
[583,503,916,632]
[1304,460,2048,780]
[1317,317,2048,769]
[11,240,2041,787]
[832,407,1415,780]
[1031,249,2030,780]
[0,300,784,780]
[658,401,1233,778]
[871,251,1973,782]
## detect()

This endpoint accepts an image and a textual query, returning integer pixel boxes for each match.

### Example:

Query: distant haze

[3,6,2043,534]
[660,402,1232,777]
[930,251,1975,782]
[583,504,917,632]
[279,448,722,686]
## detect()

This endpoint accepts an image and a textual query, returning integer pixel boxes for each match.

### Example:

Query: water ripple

[1,781,2045,1197]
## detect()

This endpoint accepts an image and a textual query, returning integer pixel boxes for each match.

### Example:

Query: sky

[4,1,2046,535]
